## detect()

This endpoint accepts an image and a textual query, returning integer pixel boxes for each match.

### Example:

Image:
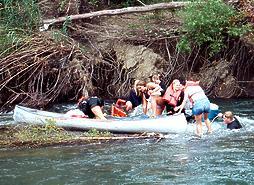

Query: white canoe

[13,105,188,134]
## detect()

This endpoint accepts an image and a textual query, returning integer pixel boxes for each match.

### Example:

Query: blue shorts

[192,98,210,116]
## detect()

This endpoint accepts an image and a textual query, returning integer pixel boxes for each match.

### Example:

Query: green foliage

[176,36,191,53]
[88,0,100,7]
[14,120,74,143]
[0,29,26,57]
[0,0,40,55]
[84,128,112,137]
[177,0,251,55]
[59,0,68,12]
[0,0,40,30]
[61,16,71,35]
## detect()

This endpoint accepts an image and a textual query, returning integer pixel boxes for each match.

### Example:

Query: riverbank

[0,1,253,112]
[0,124,164,149]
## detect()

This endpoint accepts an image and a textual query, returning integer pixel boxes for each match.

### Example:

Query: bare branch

[42,2,188,26]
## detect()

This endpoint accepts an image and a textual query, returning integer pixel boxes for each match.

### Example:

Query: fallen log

[42,2,188,27]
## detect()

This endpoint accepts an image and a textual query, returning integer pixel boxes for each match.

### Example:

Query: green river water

[0,99,253,185]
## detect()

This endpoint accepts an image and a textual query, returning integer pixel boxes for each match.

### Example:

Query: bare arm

[175,90,188,113]
[142,93,148,115]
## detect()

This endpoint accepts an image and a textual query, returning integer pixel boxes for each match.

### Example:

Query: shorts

[192,98,210,116]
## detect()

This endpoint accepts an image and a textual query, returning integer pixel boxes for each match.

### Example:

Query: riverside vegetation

[0,0,253,110]
[0,120,113,148]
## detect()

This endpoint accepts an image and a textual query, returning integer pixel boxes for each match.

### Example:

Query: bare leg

[142,96,148,115]
[204,113,212,133]
[155,97,165,116]
[155,106,163,116]
[143,100,149,115]
[150,95,158,117]
[194,114,203,136]
[91,106,107,120]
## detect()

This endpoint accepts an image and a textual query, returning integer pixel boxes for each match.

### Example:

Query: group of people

[123,74,212,136]
[74,74,242,136]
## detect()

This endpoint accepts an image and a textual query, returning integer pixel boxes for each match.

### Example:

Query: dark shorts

[78,97,104,118]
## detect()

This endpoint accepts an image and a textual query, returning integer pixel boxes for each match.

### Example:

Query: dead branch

[42,2,188,26]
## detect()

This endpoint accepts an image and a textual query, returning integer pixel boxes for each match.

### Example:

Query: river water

[0,99,254,185]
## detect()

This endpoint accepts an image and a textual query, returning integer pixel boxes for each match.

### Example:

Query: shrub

[177,0,251,55]
[0,0,40,55]
[0,0,40,30]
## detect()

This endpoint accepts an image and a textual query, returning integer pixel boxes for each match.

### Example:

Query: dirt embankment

[1,1,254,111]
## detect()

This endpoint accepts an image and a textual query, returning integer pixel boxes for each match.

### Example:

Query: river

[0,99,254,185]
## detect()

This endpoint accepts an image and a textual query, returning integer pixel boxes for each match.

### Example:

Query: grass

[0,122,113,148]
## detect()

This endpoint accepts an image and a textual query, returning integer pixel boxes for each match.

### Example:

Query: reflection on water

[0,99,254,185]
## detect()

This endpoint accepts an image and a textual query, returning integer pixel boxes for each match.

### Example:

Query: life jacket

[111,105,127,117]
[163,82,182,107]
[111,99,127,117]
[115,99,126,108]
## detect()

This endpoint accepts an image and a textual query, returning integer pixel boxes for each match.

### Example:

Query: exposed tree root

[0,32,90,111]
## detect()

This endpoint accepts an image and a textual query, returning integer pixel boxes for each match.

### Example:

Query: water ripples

[1,99,254,184]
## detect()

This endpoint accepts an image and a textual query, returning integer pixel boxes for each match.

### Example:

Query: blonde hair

[224,111,234,120]
[134,80,146,96]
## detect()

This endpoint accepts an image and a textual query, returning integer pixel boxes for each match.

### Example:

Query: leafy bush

[0,0,40,30]
[177,0,251,55]
[0,0,40,55]
[0,29,24,56]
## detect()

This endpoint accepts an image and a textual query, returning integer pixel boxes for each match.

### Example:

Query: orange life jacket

[115,99,126,108]
[111,99,127,117]
[163,82,182,107]
[111,105,127,117]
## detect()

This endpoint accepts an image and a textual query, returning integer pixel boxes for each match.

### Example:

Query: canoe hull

[13,105,188,134]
